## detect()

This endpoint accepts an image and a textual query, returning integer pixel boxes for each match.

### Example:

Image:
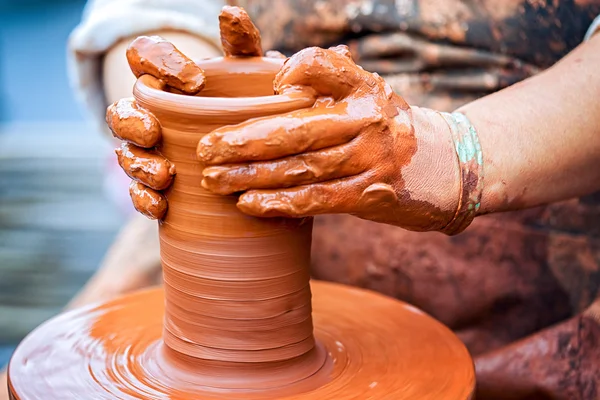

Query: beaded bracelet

[438,111,484,235]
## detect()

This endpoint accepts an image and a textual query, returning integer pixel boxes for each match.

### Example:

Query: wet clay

[8,283,475,399]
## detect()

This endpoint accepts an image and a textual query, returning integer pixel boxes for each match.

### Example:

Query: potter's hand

[105,34,195,219]
[197,46,464,232]
[106,6,283,220]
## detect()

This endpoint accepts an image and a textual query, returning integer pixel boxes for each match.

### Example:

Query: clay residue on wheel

[219,6,263,57]
[126,36,206,94]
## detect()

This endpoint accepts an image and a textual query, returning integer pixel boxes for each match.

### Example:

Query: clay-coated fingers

[197,102,375,165]
[219,6,263,57]
[236,174,371,218]
[274,46,370,99]
[129,181,167,220]
[201,141,366,195]
[126,36,205,95]
[106,98,161,148]
[116,143,176,191]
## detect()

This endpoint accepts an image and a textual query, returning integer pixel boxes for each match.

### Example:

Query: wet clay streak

[219,5,263,57]
[126,36,206,95]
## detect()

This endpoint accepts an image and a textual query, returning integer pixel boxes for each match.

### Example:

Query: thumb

[274,46,374,100]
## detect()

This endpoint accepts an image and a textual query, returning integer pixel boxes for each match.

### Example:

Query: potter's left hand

[197,46,463,232]
[106,6,273,220]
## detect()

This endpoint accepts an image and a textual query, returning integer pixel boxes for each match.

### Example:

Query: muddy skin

[126,35,206,95]
[106,98,162,148]
[197,46,459,232]
[129,181,167,220]
[115,142,175,191]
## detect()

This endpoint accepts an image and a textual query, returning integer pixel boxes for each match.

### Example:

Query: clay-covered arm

[197,36,600,233]
[458,33,600,215]
[197,45,462,232]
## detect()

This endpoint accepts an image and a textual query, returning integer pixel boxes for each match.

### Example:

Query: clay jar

[132,57,324,389]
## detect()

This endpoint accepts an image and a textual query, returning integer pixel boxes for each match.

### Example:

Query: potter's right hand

[198,46,466,233]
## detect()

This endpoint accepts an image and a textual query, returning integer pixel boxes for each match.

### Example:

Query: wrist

[454,105,501,216]
[437,110,485,234]
[400,106,461,231]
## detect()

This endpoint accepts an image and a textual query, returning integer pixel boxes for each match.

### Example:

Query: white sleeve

[68,0,224,134]
[584,14,600,41]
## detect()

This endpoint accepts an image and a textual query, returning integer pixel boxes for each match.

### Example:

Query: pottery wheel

[8,281,474,400]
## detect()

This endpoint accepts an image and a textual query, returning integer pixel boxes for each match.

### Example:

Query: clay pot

[133,57,317,364]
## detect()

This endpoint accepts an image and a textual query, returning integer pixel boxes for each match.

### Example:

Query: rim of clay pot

[133,57,315,116]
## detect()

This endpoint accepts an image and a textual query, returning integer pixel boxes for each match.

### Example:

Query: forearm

[457,34,600,215]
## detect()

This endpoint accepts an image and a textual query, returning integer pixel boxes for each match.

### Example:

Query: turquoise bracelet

[438,111,484,235]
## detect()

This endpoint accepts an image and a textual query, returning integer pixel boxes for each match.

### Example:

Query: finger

[197,102,376,165]
[201,141,366,195]
[106,98,161,148]
[219,6,263,57]
[273,46,375,99]
[116,143,176,190]
[126,36,205,95]
[265,50,286,59]
[129,181,167,220]
[236,173,373,218]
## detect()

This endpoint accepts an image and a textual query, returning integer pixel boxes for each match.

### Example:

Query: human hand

[197,45,463,232]
[106,6,273,219]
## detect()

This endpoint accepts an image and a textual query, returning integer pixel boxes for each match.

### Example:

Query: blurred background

[0,0,123,367]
